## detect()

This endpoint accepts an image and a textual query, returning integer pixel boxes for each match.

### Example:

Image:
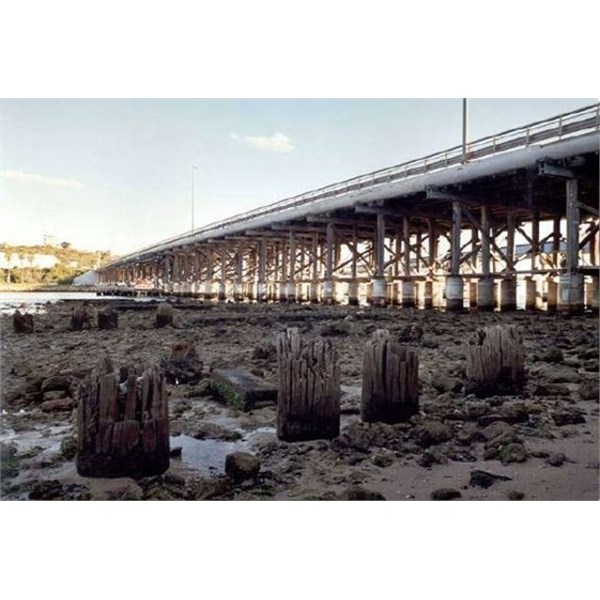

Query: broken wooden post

[155,303,173,328]
[97,307,118,330]
[71,304,92,331]
[276,328,340,441]
[13,310,34,333]
[465,325,525,396]
[361,329,419,423]
[76,357,170,477]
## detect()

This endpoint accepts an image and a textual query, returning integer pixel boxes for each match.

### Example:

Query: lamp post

[191,163,200,232]
[462,98,468,163]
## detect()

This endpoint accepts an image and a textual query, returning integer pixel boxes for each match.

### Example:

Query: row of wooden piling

[73,323,523,478]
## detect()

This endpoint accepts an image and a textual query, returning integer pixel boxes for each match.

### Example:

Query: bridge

[97,103,600,314]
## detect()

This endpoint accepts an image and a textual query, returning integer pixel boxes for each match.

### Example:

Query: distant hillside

[0,243,115,286]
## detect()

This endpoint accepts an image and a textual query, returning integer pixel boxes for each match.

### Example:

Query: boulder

[338,486,386,500]
[469,469,512,488]
[13,310,34,333]
[498,443,527,464]
[40,398,75,412]
[431,488,461,500]
[225,452,260,482]
[161,341,203,385]
[552,409,586,426]
[413,421,451,448]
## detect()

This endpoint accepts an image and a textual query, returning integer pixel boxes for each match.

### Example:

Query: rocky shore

[1,299,598,500]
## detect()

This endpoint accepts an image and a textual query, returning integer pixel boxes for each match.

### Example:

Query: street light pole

[462,98,468,163]
[191,164,200,232]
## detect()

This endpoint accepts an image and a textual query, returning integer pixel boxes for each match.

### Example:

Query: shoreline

[1,300,598,501]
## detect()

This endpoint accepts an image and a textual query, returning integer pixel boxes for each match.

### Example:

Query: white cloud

[229,131,294,153]
[1,169,85,189]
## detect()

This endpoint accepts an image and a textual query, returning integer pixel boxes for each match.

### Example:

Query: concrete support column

[323,223,335,304]
[401,217,414,308]
[372,214,387,307]
[218,247,227,302]
[424,280,433,309]
[558,273,584,314]
[546,278,558,311]
[257,239,267,302]
[477,277,494,312]
[204,250,214,300]
[287,232,296,303]
[525,277,540,311]
[278,241,288,302]
[500,277,517,312]
[446,202,464,311]
[468,281,477,308]
[587,276,599,313]
[233,245,244,302]
[401,280,415,308]
[348,281,359,306]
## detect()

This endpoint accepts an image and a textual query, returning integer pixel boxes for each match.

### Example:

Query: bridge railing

[108,102,600,263]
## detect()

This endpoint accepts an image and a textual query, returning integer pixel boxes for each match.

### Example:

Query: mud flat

[1,299,598,501]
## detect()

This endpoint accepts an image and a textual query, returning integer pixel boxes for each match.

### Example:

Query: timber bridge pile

[97,104,600,314]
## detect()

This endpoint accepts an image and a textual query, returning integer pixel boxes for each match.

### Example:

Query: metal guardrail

[104,102,600,266]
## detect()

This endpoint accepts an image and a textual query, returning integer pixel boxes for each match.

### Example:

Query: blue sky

[0,98,596,255]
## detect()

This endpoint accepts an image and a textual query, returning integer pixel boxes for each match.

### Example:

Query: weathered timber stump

[465,325,525,396]
[71,304,92,331]
[361,329,419,423]
[155,303,173,328]
[161,340,203,384]
[97,307,118,330]
[76,357,170,477]
[13,310,34,333]
[276,328,340,441]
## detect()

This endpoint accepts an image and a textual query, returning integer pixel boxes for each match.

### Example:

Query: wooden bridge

[96,103,600,314]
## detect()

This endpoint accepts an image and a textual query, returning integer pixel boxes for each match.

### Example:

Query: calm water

[0,291,123,314]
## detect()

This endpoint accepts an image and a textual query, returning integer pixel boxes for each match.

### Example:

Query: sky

[0,98,596,255]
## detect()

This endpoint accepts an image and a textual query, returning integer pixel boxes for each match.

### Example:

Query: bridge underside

[99,143,599,314]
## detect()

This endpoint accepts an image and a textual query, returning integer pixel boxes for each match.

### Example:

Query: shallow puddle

[171,426,275,474]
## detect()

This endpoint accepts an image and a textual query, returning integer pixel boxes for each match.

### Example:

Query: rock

[371,450,395,468]
[40,375,77,396]
[546,452,566,467]
[455,422,479,446]
[552,409,586,426]
[43,390,67,402]
[497,402,530,424]
[185,476,230,500]
[29,480,64,500]
[534,383,571,397]
[432,375,463,394]
[417,447,448,468]
[469,470,512,488]
[498,443,527,464]
[465,401,491,420]
[210,368,278,410]
[541,347,564,364]
[338,486,386,500]
[252,342,276,360]
[334,422,405,453]
[578,380,599,401]
[169,446,183,458]
[40,398,75,412]
[431,488,461,500]
[225,452,261,482]
[190,422,242,441]
[507,490,525,500]
[413,420,451,448]
[479,421,517,442]
[544,366,581,384]
[60,436,77,460]
[319,321,351,337]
